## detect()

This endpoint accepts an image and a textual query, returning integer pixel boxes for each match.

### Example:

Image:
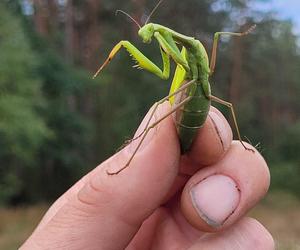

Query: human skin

[20,103,274,250]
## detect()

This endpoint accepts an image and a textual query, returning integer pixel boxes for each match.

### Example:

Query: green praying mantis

[93,0,255,175]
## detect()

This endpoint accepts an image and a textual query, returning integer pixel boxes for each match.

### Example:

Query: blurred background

[0,0,299,249]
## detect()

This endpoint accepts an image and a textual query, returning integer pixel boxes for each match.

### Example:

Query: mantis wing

[169,46,187,104]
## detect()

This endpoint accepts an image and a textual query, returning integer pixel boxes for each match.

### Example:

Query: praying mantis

[93,0,255,175]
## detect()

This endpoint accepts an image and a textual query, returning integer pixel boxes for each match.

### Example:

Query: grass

[0,192,299,250]
[0,204,47,250]
[249,191,300,250]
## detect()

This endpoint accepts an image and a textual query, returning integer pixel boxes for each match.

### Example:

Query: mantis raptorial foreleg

[209,95,255,152]
[210,25,256,75]
[93,40,170,79]
[107,94,193,175]
[123,79,196,146]
[154,32,190,72]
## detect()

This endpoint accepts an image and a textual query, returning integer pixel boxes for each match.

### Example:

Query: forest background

[0,0,299,249]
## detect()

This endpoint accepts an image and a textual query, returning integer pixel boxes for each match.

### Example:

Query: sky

[251,0,300,35]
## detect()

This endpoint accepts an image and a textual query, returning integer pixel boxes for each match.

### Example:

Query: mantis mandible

[93,0,255,175]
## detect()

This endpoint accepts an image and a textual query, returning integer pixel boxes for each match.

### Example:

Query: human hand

[21,102,274,250]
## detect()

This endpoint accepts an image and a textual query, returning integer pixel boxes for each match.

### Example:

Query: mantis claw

[106,163,130,175]
[243,144,255,153]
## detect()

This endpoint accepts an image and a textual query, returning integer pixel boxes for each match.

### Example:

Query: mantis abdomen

[174,80,211,153]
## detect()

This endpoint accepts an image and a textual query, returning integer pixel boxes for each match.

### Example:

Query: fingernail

[190,175,240,227]
[128,104,161,153]
[209,111,231,152]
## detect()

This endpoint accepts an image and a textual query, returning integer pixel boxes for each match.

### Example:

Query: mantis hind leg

[209,95,255,152]
[209,25,256,75]
[107,85,195,175]
[122,79,196,147]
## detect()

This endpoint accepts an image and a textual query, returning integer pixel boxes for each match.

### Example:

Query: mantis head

[138,0,164,43]
[117,0,164,44]
[138,24,154,44]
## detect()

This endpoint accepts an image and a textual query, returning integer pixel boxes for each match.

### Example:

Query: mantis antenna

[115,10,141,29]
[145,0,165,25]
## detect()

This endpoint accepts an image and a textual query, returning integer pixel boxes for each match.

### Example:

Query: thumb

[22,102,180,250]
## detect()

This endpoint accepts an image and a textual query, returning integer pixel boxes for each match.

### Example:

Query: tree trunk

[65,0,74,62]
[33,0,49,36]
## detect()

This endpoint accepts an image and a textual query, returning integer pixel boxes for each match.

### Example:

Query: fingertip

[180,141,270,232]
[180,107,233,175]
[181,174,240,232]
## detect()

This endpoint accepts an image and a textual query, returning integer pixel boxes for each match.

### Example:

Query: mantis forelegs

[154,32,190,72]
[93,40,170,79]
[210,95,255,152]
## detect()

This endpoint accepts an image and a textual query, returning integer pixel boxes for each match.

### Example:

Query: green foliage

[240,19,300,157]
[271,162,300,196]
[271,122,300,195]
[0,2,51,204]
[28,50,94,202]
[278,122,300,163]
[0,2,97,204]
[0,2,51,162]
[0,171,22,205]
